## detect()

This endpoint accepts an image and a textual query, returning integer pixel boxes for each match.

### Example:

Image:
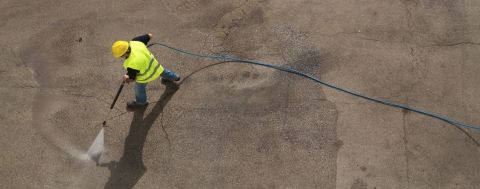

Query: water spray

[87,81,125,165]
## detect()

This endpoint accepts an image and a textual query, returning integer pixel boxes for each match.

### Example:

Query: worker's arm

[131,33,153,45]
[124,68,139,83]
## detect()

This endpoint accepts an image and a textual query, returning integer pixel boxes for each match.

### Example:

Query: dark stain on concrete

[256,132,279,154]
[351,179,368,189]
[0,46,27,69]
[280,128,301,145]
[204,2,269,56]
[190,4,236,29]
[292,49,335,76]
[174,0,213,11]
[360,166,367,172]
[244,8,265,26]
[334,139,344,150]
[273,25,335,77]
[366,173,376,178]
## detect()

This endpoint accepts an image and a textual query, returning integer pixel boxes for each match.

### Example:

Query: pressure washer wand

[102,81,125,127]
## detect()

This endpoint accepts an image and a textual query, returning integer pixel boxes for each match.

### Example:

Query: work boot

[126,101,148,108]
[161,77,181,83]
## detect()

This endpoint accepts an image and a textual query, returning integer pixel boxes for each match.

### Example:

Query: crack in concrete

[159,112,172,147]
[352,35,406,44]
[406,47,428,93]
[402,107,410,189]
[403,2,413,32]
[315,31,360,38]
[421,41,480,47]
[278,42,292,129]
[455,49,480,146]
[316,30,415,46]
[455,128,480,147]
[317,30,480,48]
[65,92,95,98]
[0,85,37,89]
[315,28,479,49]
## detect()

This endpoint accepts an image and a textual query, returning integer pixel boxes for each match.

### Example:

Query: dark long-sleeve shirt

[132,34,151,45]
[126,34,151,80]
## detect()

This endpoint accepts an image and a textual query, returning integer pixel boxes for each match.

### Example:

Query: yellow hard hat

[111,41,129,58]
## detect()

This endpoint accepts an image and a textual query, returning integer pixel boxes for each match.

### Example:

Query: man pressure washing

[111,34,181,108]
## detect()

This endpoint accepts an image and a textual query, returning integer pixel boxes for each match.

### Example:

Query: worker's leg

[133,82,148,105]
[127,82,148,108]
[161,68,180,82]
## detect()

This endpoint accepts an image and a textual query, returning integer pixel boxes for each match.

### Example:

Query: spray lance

[103,81,125,127]
[87,81,125,165]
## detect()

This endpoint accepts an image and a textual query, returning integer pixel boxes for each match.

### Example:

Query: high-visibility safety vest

[123,41,164,83]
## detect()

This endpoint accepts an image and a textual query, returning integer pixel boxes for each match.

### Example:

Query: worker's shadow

[101,82,179,189]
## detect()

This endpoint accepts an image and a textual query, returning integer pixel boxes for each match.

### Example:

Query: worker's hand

[148,33,153,39]
[123,74,133,83]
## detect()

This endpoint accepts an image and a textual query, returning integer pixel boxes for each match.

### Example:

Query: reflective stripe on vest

[123,41,164,83]
[137,64,161,82]
[137,54,155,77]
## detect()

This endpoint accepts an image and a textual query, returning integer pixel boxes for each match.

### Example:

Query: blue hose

[147,42,480,131]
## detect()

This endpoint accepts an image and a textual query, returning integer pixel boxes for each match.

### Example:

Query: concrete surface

[1,0,479,188]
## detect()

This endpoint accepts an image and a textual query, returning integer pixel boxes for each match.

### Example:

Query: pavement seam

[402,109,410,189]
[160,112,172,147]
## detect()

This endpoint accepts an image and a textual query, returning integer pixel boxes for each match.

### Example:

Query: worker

[111,33,180,108]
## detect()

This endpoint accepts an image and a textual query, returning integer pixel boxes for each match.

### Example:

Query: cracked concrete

[1,0,480,189]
